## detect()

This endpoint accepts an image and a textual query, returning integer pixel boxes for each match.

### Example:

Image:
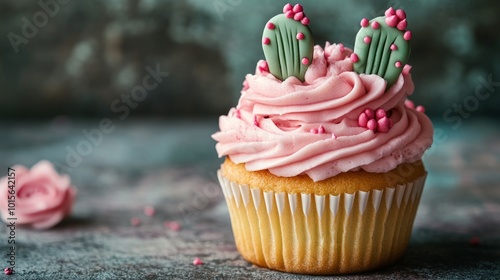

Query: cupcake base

[218,170,426,275]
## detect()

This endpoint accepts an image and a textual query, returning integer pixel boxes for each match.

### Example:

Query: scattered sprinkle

[165,221,181,231]
[258,61,269,73]
[385,7,396,17]
[193,257,204,265]
[350,53,359,63]
[294,12,304,21]
[404,99,415,109]
[360,18,369,27]
[4,267,13,275]
[292,4,303,13]
[318,125,325,134]
[404,30,412,41]
[469,237,480,246]
[130,217,141,226]
[402,64,412,75]
[144,206,155,217]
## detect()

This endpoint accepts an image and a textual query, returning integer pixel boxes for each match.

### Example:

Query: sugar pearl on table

[144,206,155,216]
[193,257,204,265]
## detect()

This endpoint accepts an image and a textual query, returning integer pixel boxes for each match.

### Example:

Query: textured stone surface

[0,119,499,279]
[1,0,500,119]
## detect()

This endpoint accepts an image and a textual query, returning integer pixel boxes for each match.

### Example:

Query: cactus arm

[262,4,314,82]
[352,8,412,89]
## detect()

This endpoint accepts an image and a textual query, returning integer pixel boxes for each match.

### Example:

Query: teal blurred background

[1,0,499,119]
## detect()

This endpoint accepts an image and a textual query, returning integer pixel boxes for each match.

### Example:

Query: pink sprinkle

[242,80,249,91]
[258,61,269,72]
[363,36,371,44]
[367,119,377,132]
[405,99,415,109]
[318,125,325,134]
[402,64,412,75]
[254,115,259,127]
[385,15,398,27]
[310,128,318,134]
[376,108,386,120]
[469,237,480,246]
[144,206,155,216]
[296,32,305,40]
[416,105,426,113]
[193,257,204,265]
[165,221,181,231]
[397,19,408,31]
[285,10,294,18]
[350,53,359,63]
[396,9,407,20]
[4,268,12,275]
[377,117,391,133]
[364,108,375,119]
[338,43,345,52]
[262,37,270,45]
[390,44,398,51]
[371,21,380,29]
[360,18,369,27]
[385,7,396,17]
[404,31,412,41]
[267,22,275,30]
[130,217,141,226]
[331,132,337,139]
[293,4,303,13]
[235,109,241,118]
[301,17,310,25]
[301,57,309,65]
[283,3,293,13]
[358,112,368,128]
[395,61,402,68]
[294,12,304,21]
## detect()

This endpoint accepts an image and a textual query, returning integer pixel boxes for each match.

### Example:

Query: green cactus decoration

[352,7,412,88]
[262,3,314,82]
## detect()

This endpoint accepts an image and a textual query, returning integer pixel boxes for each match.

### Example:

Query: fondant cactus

[352,7,412,88]
[262,4,314,82]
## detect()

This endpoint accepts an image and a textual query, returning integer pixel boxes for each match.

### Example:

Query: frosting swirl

[212,43,433,182]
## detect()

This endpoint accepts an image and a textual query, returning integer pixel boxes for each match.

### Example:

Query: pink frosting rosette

[213,43,434,182]
[0,161,76,229]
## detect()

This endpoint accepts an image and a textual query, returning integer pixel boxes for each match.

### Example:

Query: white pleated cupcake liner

[217,170,426,275]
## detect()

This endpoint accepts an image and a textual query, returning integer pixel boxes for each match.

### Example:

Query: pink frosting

[0,161,76,229]
[212,43,433,182]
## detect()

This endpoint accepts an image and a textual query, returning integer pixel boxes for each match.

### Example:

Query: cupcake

[212,4,433,275]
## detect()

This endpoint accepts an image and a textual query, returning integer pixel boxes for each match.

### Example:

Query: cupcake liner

[217,170,426,275]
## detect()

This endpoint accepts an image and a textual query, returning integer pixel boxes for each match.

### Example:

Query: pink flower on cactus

[0,161,76,229]
[385,7,408,31]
